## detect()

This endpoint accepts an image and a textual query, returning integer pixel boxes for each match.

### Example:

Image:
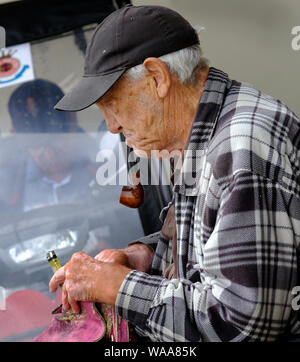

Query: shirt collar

[173,67,231,195]
[42,174,72,187]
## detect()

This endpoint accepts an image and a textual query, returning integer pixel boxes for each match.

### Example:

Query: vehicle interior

[0,0,172,341]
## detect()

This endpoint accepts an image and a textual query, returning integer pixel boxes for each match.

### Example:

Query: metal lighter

[46,250,65,315]
[46,250,62,274]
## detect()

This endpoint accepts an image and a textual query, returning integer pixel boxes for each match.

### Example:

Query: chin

[131,141,177,159]
[132,148,151,158]
[133,148,176,160]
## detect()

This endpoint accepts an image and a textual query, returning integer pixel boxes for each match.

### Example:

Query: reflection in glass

[4,79,98,213]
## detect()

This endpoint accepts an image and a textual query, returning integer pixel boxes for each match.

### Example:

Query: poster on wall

[0,42,34,89]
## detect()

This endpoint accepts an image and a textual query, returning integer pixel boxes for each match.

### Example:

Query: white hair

[125,26,209,86]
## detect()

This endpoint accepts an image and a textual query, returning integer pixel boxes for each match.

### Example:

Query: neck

[44,168,70,183]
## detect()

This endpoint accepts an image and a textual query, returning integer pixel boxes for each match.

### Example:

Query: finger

[99,255,114,263]
[64,280,81,314]
[49,266,65,292]
[95,249,129,265]
[95,249,113,261]
[68,295,81,314]
[62,282,71,311]
[94,253,105,261]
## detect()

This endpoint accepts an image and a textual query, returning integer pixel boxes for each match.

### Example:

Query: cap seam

[84,68,127,77]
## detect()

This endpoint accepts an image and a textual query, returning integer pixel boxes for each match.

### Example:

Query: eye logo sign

[0,43,34,88]
[291,26,300,51]
[0,28,33,87]
[0,49,29,84]
[0,50,20,76]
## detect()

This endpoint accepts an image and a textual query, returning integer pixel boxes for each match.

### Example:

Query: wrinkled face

[96,75,179,158]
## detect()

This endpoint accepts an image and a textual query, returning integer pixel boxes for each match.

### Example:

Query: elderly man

[50,5,300,341]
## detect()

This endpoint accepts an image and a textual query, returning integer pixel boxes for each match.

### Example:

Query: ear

[143,57,172,99]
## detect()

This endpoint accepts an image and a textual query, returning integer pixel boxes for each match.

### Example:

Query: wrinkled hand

[95,243,154,272]
[95,249,130,266]
[49,252,132,313]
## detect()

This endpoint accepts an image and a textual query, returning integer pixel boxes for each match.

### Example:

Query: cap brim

[54,69,126,112]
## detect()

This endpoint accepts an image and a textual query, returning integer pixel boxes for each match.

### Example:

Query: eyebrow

[96,93,112,106]
[102,91,116,102]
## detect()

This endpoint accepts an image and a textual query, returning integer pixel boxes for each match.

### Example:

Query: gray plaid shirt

[115,67,300,342]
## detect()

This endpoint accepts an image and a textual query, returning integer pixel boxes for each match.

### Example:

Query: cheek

[113,105,120,116]
[109,101,132,125]
[103,104,117,118]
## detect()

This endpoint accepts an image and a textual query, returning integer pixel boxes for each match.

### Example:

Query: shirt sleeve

[115,171,299,341]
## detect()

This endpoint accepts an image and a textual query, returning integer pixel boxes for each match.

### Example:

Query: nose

[105,116,123,134]
[95,100,123,134]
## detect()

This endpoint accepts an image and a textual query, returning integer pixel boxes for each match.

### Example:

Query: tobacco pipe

[119,170,144,208]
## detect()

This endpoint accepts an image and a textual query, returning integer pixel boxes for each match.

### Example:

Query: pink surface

[34,302,106,342]
[0,289,57,339]
[0,289,130,342]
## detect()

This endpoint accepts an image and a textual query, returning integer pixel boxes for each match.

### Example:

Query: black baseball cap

[54,5,199,112]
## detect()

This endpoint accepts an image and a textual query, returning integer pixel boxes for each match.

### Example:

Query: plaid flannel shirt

[115,67,300,342]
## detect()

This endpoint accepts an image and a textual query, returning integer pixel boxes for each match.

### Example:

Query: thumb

[49,266,65,292]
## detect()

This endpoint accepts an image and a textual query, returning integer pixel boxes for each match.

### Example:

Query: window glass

[0,26,144,341]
